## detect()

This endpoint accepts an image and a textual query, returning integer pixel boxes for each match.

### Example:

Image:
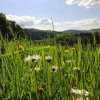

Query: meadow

[0,38,100,100]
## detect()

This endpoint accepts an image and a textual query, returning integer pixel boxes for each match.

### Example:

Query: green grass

[0,39,100,100]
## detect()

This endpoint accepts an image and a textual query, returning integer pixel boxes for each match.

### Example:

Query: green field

[0,39,100,100]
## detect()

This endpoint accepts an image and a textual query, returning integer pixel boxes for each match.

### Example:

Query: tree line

[0,13,100,46]
[0,13,27,40]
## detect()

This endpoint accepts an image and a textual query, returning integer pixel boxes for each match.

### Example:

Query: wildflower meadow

[0,38,100,100]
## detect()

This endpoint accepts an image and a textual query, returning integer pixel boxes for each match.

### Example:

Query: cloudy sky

[0,0,100,31]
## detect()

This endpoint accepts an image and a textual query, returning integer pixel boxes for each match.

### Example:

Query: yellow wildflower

[17,45,24,50]
[64,49,69,53]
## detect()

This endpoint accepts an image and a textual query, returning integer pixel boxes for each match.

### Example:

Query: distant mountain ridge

[25,28,100,34]
[62,29,86,34]
[89,28,100,33]
[63,28,100,34]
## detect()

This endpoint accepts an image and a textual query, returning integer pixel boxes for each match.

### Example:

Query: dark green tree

[0,13,14,39]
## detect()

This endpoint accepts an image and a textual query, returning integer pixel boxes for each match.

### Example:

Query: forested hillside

[25,28,55,40]
[56,32,100,46]
[0,13,27,40]
[0,13,100,46]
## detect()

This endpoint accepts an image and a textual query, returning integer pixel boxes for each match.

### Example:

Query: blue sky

[0,0,100,31]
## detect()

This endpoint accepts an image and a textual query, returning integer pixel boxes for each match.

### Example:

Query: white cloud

[6,15,52,30]
[66,0,100,8]
[6,15,35,28]
[6,14,100,31]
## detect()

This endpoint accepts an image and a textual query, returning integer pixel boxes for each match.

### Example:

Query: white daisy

[51,65,58,72]
[31,55,41,62]
[34,67,41,72]
[24,55,32,62]
[71,88,89,96]
[73,67,80,71]
[45,56,52,62]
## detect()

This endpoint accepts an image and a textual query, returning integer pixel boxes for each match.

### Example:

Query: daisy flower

[34,67,41,72]
[71,88,89,96]
[31,55,41,62]
[73,67,80,71]
[51,65,58,72]
[45,56,52,62]
[24,55,31,62]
